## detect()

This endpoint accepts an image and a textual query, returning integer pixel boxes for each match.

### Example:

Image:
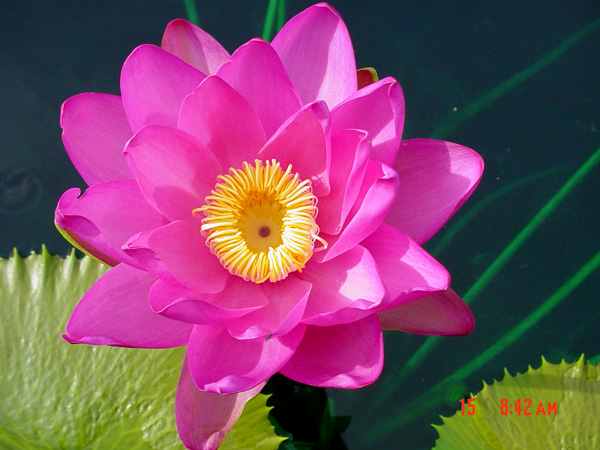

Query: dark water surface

[1,1,599,449]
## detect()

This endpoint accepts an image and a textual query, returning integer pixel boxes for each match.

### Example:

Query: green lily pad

[0,248,283,449]
[433,355,600,450]
[221,394,285,450]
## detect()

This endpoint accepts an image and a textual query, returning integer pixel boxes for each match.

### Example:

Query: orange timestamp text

[459,398,558,416]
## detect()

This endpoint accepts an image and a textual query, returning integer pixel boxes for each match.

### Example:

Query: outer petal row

[378,288,475,336]
[64,264,192,348]
[387,138,484,245]
[60,93,132,186]
[162,18,230,75]
[271,2,357,108]
[121,44,205,132]
[55,180,168,267]
[362,223,450,309]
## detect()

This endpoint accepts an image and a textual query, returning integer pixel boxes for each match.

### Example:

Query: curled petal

[149,278,268,325]
[125,125,222,221]
[64,264,192,348]
[272,3,357,107]
[280,314,383,388]
[316,128,370,235]
[179,76,267,170]
[258,101,331,197]
[387,139,484,244]
[123,220,227,294]
[298,245,385,326]
[120,44,205,132]
[331,77,405,166]
[217,39,302,137]
[162,18,230,75]
[55,181,168,267]
[319,160,399,262]
[361,223,450,310]
[60,93,132,186]
[187,323,306,394]
[378,288,475,336]
[176,353,265,450]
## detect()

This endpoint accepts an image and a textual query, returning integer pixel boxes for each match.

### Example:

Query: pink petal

[120,44,205,132]
[318,160,399,262]
[258,101,331,197]
[362,223,450,310]
[187,323,306,394]
[179,76,267,170]
[55,218,120,267]
[162,19,230,75]
[298,246,385,326]
[271,3,357,108]
[217,39,302,138]
[316,128,370,235]
[331,77,405,166]
[55,181,168,267]
[123,220,227,294]
[176,353,265,450]
[125,125,222,221]
[378,288,475,336]
[279,314,383,388]
[387,139,484,244]
[60,93,133,186]
[225,276,311,339]
[149,278,268,324]
[64,264,192,348]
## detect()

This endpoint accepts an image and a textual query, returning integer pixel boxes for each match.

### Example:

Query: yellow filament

[194,160,327,283]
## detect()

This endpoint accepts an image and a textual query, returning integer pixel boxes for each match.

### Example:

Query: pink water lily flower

[56,3,483,449]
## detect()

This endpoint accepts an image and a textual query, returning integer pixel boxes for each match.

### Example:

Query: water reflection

[0,165,42,214]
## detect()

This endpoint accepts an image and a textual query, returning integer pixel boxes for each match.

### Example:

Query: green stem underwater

[430,16,600,139]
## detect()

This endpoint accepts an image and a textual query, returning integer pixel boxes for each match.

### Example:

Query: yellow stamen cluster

[194,160,327,283]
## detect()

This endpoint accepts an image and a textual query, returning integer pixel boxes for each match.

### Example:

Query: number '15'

[460,398,475,415]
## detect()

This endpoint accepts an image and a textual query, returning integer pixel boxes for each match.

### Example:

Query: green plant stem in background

[460,145,600,305]
[430,16,600,139]
[183,0,200,26]
[262,0,279,41]
[370,146,600,413]
[370,247,600,443]
[276,0,286,31]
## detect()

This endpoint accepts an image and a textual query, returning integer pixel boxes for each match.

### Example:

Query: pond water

[1,1,599,449]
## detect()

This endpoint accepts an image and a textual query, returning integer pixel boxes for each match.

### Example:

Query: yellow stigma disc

[194,159,327,283]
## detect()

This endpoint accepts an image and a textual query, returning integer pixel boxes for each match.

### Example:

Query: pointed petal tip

[379,288,475,336]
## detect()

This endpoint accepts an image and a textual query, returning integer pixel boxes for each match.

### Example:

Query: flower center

[194,160,327,283]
